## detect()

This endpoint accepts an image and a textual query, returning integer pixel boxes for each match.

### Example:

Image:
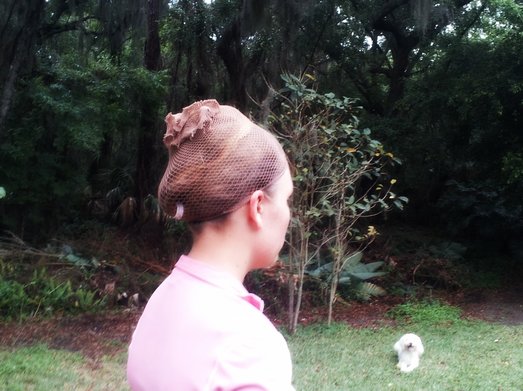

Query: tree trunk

[144,0,161,72]
[217,17,247,110]
[0,0,46,134]
[135,0,162,213]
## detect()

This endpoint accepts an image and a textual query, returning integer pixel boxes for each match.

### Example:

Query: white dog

[394,333,424,373]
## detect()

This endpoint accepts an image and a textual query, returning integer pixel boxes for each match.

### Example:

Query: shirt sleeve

[207,332,295,391]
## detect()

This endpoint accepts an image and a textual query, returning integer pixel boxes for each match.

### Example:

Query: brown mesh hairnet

[158,99,288,223]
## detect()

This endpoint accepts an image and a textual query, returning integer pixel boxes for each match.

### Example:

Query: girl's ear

[247,190,265,228]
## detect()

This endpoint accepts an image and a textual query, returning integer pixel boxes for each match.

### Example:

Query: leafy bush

[427,241,467,262]
[435,180,523,271]
[0,265,105,320]
[269,73,407,330]
[0,279,29,319]
[306,251,387,301]
[0,55,167,238]
[502,152,523,185]
[436,180,522,239]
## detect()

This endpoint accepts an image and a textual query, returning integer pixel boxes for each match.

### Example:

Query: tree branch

[40,16,96,39]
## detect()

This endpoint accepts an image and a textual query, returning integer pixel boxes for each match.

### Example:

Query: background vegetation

[0,0,522,325]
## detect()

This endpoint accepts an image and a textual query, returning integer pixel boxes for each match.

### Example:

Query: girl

[127,99,294,390]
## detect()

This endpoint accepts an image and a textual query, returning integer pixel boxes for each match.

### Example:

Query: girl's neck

[188,232,252,282]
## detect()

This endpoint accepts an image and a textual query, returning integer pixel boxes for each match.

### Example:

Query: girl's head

[158,100,289,224]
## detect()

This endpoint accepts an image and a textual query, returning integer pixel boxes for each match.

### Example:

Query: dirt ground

[451,285,523,325]
[0,284,521,363]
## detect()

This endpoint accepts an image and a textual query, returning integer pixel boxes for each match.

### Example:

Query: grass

[0,310,522,391]
[0,345,128,390]
[288,322,523,390]
[387,300,463,326]
[287,301,523,390]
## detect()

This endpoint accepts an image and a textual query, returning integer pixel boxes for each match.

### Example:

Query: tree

[0,0,168,237]
[0,0,520,276]
[323,0,482,116]
[0,0,88,133]
[135,0,163,213]
[396,0,523,250]
[270,74,406,331]
[162,0,215,109]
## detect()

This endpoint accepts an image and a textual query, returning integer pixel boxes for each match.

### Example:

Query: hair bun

[158,100,287,222]
[163,100,220,148]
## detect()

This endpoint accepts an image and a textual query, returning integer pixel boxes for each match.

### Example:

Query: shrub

[305,251,387,301]
[0,265,105,320]
[269,73,407,331]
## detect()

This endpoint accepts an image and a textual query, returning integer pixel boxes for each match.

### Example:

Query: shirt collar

[174,255,265,312]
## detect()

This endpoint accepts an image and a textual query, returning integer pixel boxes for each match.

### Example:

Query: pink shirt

[127,255,294,390]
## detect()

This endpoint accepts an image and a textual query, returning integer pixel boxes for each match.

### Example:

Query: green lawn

[0,321,522,390]
[0,345,128,391]
[288,322,523,391]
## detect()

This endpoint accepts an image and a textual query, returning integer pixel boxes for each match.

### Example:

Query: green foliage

[0,279,28,319]
[160,1,217,106]
[306,251,387,301]
[388,300,463,326]
[0,265,105,320]
[436,180,523,240]
[74,288,103,311]
[271,74,406,328]
[464,270,502,290]
[427,241,468,262]
[502,152,523,185]
[274,73,407,232]
[378,2,523,229]
[0,187,5,199]
[0,52,167,236]
[0,0,520,280]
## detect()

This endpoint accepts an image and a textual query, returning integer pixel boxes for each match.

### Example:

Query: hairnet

[158,99,288,223]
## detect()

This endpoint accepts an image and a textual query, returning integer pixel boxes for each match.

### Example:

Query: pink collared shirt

[127,255,294,390]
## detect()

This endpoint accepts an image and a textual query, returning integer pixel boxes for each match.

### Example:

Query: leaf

[304,73,316,81]
[393,200,404,210]
[356,282,386,300]
[343,251,363,267]
[0,187,5,199]
[306,261,333,278]
[63,254,91,267]
[362,261,385,272]
[349,271,387,280]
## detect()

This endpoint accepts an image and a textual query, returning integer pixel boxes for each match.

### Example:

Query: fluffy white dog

[394,333,424,373]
